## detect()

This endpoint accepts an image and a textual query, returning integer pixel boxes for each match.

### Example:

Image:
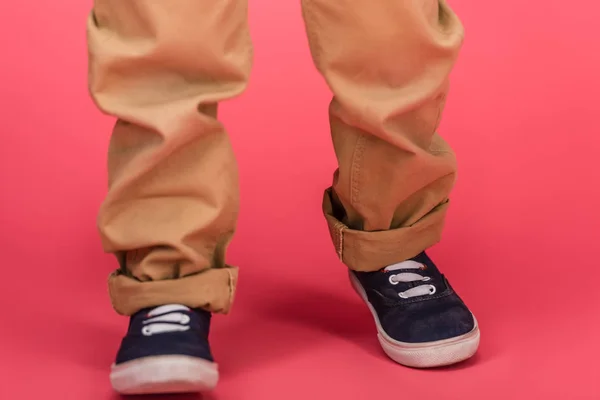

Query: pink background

[1,0,599,399]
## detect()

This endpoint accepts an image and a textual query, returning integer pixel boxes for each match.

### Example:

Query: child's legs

[301,0,464,270]
[87,0,253,315]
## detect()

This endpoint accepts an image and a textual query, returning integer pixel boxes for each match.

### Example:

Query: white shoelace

[384,260,437,299]
[141,304,191,336]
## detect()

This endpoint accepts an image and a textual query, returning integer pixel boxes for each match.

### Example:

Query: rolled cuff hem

[323,189,448,271]
[107,266,238,316]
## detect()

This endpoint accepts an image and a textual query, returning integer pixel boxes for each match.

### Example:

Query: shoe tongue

[384,259,424,273]
[146,304,190,317]
[133,304,190,319]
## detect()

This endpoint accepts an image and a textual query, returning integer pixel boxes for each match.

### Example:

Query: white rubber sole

[110,355,219,395]
[349,271,480,368]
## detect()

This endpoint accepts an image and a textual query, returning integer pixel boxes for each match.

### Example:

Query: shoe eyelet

[398,292,408,299]
[428,285,437,295]
[142,326,153,336]
[389,275,399,285]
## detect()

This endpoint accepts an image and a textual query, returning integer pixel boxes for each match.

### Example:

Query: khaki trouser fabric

[87,0,464,316]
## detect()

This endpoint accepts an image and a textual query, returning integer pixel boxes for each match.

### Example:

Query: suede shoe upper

[351,252,475,343]
[115,304,214,365]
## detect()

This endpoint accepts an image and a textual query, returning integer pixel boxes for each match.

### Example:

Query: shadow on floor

[211,276,383,379]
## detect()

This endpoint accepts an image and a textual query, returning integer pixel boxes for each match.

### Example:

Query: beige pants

[87,0,464,316]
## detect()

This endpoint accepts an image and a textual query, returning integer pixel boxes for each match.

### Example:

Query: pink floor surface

[1,0,599,399]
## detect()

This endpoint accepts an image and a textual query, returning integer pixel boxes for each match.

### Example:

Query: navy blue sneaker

[110,304,219,394]
[349,252,480,368]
